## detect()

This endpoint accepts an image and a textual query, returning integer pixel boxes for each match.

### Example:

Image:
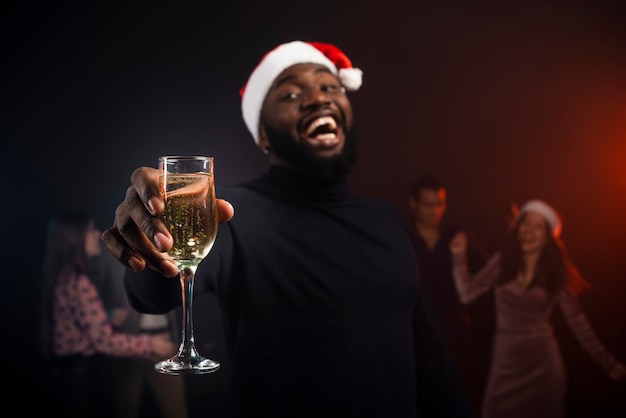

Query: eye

[280,91,301,101]
[321,84,343,94]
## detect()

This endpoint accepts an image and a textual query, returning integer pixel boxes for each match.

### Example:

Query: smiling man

[242,41,360,184]
[103,40,475,417]
[257,63,356,182]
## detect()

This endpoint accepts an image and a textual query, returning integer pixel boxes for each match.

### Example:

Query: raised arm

[450,231,500,304]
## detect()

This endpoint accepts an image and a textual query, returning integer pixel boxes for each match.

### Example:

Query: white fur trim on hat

[241,41,362,144]
[338,67,363,91]
[517,199,562,237]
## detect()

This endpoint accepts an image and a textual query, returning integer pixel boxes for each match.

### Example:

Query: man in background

[409,174,491,412]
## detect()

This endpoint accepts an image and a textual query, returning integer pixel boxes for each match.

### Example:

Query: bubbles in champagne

[161,173,217,265]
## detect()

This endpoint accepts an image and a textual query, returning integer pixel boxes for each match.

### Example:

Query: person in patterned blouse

[39,212,176,418]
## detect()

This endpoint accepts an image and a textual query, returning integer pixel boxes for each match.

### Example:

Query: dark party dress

[453,252,620,418]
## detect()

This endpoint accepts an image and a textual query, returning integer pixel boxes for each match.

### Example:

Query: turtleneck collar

[245,165,352,202]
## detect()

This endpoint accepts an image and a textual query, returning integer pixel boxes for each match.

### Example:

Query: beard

[264,121,357,184]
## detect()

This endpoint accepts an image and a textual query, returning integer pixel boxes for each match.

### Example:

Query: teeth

[305,116,337,136]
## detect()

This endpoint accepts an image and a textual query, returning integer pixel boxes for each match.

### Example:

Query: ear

[257,125,270,154]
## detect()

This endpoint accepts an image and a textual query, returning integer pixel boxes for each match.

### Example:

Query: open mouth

[302,115,341,147]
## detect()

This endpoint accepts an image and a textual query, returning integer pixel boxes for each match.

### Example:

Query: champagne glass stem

[178,266,198,358]
[154,263,219,374]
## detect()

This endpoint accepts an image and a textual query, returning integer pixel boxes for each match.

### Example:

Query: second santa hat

[517,199,563,238]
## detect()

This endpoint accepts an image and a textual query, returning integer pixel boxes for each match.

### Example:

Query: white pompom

[339,67,363,91]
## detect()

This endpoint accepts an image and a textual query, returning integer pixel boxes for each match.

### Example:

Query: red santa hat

[240,40,363,144]
[517,199,563,238]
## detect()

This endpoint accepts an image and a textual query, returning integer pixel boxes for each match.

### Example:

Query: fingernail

[128,256,143,271]
[154,232,168,251]
[160,259,180,277]
[148,197,160,215]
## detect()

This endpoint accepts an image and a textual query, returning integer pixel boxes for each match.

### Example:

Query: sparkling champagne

[161,172,217,268]
[155,155,220,375]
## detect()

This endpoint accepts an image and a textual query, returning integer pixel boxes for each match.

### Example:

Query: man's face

[410,188,447,228]
[258,63,356,183]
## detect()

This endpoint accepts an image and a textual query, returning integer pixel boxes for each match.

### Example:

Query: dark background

[3,0,626,416]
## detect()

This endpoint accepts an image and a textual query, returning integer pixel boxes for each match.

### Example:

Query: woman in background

[39,212,175,418]
[450,199,626,418]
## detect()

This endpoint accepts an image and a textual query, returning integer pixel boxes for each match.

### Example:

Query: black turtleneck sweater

[124,166,475,418]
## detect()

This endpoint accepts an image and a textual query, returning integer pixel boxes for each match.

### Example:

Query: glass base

[154,354,220,375]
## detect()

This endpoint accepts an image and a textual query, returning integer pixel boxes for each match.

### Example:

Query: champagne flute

[154,155,220,375]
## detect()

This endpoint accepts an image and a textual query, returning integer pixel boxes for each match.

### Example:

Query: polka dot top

[52,271,152,358]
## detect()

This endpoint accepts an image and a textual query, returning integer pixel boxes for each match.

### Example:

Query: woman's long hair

[496,213,590,296]
[39,212,92,358]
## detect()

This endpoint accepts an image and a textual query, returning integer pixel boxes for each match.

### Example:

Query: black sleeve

[413,297,477,417]
[123,267,182,314]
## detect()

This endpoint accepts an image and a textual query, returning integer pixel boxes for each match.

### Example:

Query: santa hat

[517,199,563,237]
[240,40,363,144]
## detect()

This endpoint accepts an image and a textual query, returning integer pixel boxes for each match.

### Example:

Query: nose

[301,87,331,108]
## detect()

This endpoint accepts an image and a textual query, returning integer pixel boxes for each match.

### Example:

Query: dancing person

[409,174,491,411]
[102,40,475,417]
[39,212,176,418]
[88,250,189,418]
[450,199,626,418]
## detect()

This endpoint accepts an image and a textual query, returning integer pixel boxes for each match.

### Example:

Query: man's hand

[101,166,234,277]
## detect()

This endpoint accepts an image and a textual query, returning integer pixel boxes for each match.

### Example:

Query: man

[102,40,475,417]
[409,174,491,413]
